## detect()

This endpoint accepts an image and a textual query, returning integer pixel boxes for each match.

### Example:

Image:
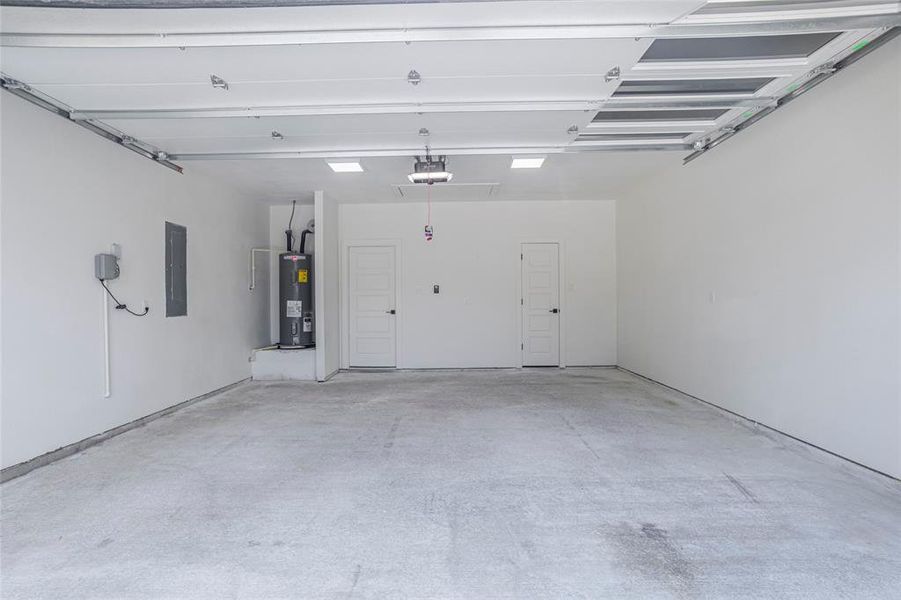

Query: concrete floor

[2,369,900,599]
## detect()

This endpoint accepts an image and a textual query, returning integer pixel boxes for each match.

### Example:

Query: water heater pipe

[299,229,313,254]
[249,247,271,290]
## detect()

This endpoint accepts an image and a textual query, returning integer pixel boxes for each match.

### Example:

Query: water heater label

[297,269,309,283]
[286,300,303,318]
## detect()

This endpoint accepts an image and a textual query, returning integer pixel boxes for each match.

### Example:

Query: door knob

[550,308,559,314]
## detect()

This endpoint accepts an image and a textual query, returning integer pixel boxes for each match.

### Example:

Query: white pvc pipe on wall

[102,285,110,398]
[249,247,271,291]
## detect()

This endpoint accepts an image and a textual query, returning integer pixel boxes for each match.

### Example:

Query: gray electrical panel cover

[165,222,187,317]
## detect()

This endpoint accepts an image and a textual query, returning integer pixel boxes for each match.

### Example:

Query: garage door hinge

[520,298,523,305]
[520,253,523,260]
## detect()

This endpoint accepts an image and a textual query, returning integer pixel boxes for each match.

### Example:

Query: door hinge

[521,343,524,350]
[520,298,523,305]
[520,253,523,260]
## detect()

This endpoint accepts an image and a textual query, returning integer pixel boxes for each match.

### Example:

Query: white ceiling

[1,0,898,203]
[187,152,682,204]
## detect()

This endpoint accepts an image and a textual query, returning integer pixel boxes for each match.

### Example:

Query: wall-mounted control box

[95,253,120,280]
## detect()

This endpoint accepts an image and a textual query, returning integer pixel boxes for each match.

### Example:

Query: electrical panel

[165,222,187,317]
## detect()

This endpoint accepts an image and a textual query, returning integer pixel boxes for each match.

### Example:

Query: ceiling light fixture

[328,161,364,173]
[408,149,452,184]
[511,156,546,169]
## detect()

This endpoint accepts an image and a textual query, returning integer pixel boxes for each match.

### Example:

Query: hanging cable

[424,181,433,241]
[99,279,149,317]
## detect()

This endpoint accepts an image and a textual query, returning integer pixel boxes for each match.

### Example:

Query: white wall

[0,93,270,469]
[268,203,315,343]
[314,191,341,380]
[617,38,901,478]
[340,200,617,368]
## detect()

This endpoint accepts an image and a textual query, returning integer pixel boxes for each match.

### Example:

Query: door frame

[517,239,566,369]
[340,239,404,370]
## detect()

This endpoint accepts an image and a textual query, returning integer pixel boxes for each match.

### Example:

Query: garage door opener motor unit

[280,203,315,348]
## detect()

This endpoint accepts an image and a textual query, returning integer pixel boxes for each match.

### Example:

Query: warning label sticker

[303,318,313,332]
[286,300,303,318]
[297,269,309,283]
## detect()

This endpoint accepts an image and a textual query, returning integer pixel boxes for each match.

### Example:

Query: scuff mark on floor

[605,521,698,599]
[383,416,402,455]
[560,414,602,461]
[724,473,760,504]
[345,563,362,599]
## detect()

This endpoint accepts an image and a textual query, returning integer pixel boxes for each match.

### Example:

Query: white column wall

[314,191,341,381]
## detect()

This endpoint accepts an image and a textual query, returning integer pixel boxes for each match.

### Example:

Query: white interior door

[521,243,560,367]
[348,246,397,367]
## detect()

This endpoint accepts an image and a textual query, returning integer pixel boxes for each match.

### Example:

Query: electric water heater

[279,252,314,347]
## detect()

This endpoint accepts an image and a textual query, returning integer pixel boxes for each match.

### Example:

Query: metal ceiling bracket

[605,67,621,83]
[407,70,422,86]
[0,76,30,91]
[811,63,838,76]
[210,74,229,90]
